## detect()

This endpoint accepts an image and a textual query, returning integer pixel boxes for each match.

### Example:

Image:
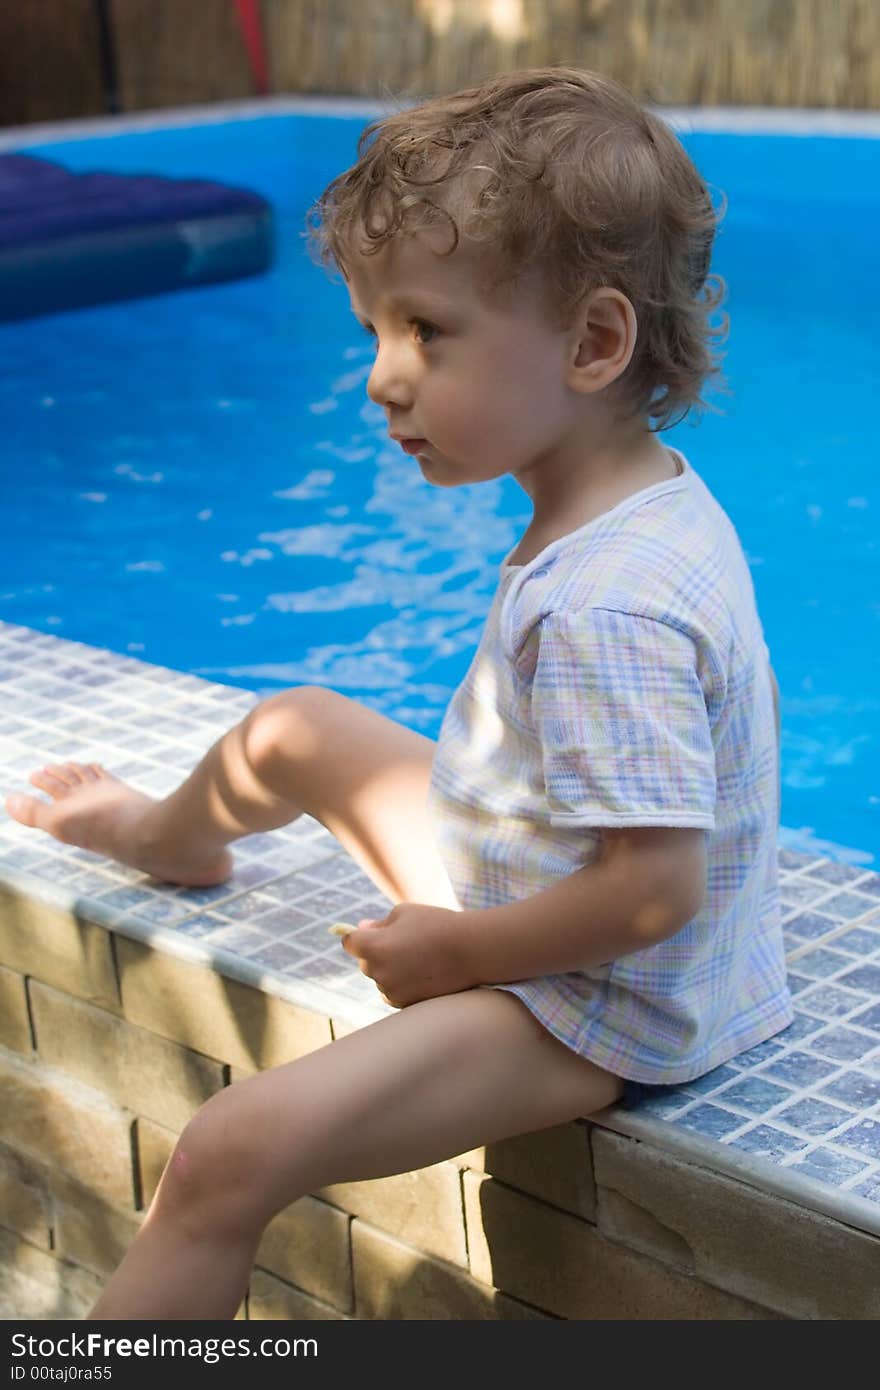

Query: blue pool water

[1,110,878,863]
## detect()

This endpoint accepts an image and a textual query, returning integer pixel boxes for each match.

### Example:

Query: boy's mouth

[394,437,429,456]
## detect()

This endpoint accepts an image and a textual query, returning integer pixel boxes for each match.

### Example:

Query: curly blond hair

[307,67,729,431]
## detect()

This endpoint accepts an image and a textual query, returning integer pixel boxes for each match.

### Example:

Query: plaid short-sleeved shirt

[426,448,793,1084]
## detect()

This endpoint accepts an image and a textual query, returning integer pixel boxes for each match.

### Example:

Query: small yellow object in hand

[328,921,357,938]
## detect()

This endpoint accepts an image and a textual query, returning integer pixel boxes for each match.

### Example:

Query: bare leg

[4,686,457,906]
[90,988,623,1319]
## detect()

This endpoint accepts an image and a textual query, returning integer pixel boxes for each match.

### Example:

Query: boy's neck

[508,427,678,567]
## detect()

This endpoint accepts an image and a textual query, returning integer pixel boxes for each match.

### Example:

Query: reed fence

[1,0,877,129]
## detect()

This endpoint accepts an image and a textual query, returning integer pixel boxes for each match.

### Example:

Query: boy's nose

[366,345,414,410]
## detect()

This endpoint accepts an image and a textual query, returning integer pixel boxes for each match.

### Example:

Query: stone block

[256,1196,352,1312]
[0,887,120,1011]
[463,1170,780,1319]
[351,1220,550,1320]
[0,1047,135,1208]
[0,1227,103,1320]
[0,1141,51,1248]
[456,1119,596,1221]
[316,1162,467,1267]
[593,1129,880,1319]
[50,1174,143,1277]
[0,964,32,1053]
[135,1117,178,1207]
[29,980,225,1131]
[248,1268,348,1320]
[116,937,332,1070]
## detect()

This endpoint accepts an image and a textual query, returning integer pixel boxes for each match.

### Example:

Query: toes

[28,767,71,797]
[60,762,97,784]
[5,792,51,831]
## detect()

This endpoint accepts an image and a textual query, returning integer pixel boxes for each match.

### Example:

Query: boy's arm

[454,825,707,985]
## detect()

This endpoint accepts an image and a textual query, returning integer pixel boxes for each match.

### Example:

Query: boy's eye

[357,318,437,347]
[411,319,438,345]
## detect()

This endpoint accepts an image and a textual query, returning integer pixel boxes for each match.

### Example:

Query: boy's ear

[566,288,638,394]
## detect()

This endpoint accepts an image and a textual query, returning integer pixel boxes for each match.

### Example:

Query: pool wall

[2,621,880,1320]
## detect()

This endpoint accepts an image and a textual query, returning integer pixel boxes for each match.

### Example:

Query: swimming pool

[1,102,877,864]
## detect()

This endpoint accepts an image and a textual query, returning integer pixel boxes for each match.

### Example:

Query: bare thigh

[265,686,458,909]
[183,987,624,1227]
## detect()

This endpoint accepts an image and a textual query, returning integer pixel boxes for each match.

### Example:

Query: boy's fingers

[328,919,380,939]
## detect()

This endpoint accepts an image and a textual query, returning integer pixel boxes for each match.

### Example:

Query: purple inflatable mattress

[0,152,274,321]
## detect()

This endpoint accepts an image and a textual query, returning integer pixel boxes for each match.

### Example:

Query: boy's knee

[243,684,333,775]
[158,1092,268,1233]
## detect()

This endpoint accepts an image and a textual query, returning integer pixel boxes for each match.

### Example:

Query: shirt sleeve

[529,607,717,830]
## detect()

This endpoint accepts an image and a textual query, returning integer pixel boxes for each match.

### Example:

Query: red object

[234,0,270,95]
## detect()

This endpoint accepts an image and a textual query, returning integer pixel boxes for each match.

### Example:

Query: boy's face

[344,229,578,492]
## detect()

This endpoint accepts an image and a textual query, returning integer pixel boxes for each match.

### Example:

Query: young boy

[6,67,790,1318]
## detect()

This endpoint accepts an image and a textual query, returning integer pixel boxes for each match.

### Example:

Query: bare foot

[4,763,232,887]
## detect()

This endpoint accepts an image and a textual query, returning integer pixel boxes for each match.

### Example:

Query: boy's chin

[417,454,471,488]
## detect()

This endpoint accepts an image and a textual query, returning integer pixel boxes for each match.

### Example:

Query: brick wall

[2,884,878,1320]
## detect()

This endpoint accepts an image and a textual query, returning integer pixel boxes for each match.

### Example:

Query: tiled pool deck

[2,619,880,1242]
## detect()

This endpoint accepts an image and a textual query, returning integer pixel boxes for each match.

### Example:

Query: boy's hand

[339,904,472,1008]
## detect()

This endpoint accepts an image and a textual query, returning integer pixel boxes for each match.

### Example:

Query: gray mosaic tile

[205,891,280,922]
[824,891,879,919]
[296,886,372,919]
[92,886,158,913]
[785,911,840,942]
[838,963,880,995]
[626,1089,693,1120]
[780,878,834,908]
[819,1071,880,1109]
[807,1026,879,1063]
[728,1125,810,1162]
[294,954,356,983]
[794,983,865,1019]
[774,1098,853,1136]
[786,972,814,996]
[849,1003,880,1035]
[777,1012,826,1044]
[250,940,316,971]
[675,1104,744,1140]
[723,1037,787,1069]
[297,857,365,887]
[206,925,276,955]
[763,1052,841,1088]
[286,924,342,954]
[250,904,324,933]
[789,1149,869,1186]
[837,1119,880,1160]
[716,1076,793,1115]
[172,915,229,940]
[130,897,197,926]
[834,926,880,957]
[680,1064,740,1095]
[852,1172,880,1201]
[793,948,858,980]
[803,862,872,887]
[68,869,122,894]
